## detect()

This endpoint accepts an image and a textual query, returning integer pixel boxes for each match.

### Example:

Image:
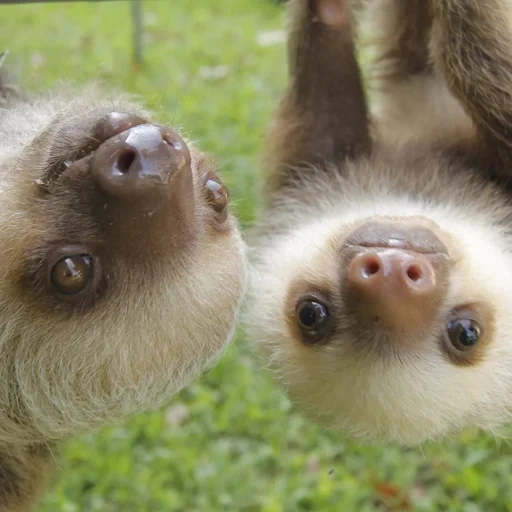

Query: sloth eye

[205,178,229,220]
[296,299,331,344]
[298,301,328,329]
[445,318,482,352]
[50,255,93,295]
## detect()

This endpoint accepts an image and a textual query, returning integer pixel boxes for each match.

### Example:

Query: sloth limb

[246,0,512,446]
[430,0,512,170]
[0,71,246,511]
[263,0,371,194]
[360,0,512,177]
[267,0,512,199]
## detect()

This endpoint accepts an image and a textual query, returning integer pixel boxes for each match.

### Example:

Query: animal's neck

[0,444,55,512]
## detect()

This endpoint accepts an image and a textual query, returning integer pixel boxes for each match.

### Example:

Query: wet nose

[349,249,436,294]
[91,124,191,199]
[346,249,442,328]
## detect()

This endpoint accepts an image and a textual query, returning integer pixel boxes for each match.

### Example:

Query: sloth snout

[348,249,436,296]
[87,115,197,251]
[91,122,192,200]
[342,220,452,332]
[346,248,442,329]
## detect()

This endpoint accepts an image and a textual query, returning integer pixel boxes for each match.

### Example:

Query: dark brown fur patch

[263,0,371,196]
[0,446,54,512]
[363,0,434,80]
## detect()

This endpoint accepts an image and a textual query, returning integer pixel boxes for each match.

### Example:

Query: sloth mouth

[343,221,449,256]
[36,113,150,192]
[36,150,94,192]
[346,241,442,255]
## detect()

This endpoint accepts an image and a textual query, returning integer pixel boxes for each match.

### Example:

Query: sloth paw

[311,0,347,26]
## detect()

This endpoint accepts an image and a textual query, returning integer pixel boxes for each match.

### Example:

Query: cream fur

[246,153,512,445]
[368,70,477,148]
[358,0,477,148]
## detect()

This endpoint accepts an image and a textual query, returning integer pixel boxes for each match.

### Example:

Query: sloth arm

[430,0,512,171]
[263,0,372,196]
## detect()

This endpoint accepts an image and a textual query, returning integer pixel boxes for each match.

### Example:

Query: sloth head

[0,92,246,444]
[247,163,512,445]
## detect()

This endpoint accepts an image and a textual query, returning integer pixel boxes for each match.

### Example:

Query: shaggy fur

[0,67,246,510]
[245,0,512,446]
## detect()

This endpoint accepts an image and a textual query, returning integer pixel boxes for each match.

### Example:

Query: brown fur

[0,69,246,509]
[263,0,370,193]
[0,447,53,512]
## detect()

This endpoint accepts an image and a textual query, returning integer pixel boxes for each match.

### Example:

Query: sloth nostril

[162,134,176,148]
[407,264,423,282]
[115,149,136,175]
[362,259,380,278]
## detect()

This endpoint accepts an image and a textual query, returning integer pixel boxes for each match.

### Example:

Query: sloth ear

[0,50,20,104]
[263,0,372,194]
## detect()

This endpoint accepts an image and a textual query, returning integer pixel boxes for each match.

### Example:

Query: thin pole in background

[131,0,143,71]
[0,1,145,71]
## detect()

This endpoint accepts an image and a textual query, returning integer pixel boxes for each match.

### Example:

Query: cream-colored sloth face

[247,169,512,446]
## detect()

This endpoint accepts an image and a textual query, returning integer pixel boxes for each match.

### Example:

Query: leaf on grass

[256,30,286,47]
[165,403,190,428]
[199,65,230,81]
[373,481,412,510]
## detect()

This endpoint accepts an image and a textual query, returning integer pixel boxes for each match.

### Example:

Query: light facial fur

[245,0,512,446]
[0,66,246,510]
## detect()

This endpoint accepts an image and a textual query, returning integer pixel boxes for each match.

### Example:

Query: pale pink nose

[348,249,436,294]
[347,249,439,327]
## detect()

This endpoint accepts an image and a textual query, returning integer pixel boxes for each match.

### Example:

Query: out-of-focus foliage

[1,1,512,510]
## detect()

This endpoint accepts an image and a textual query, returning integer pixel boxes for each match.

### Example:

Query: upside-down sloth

[0,60,246,511]
[246,0,512,446]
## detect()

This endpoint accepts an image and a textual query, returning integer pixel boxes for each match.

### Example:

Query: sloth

[0,62,246,511]
[245,0,512,446]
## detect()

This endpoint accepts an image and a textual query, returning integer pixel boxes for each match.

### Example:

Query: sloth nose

[348,249,436,296]
[91,124,191,199]
[89,120,196,253]
[342,221,451,332]
[346,249,441,328]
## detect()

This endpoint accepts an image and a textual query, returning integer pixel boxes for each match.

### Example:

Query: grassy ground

[2,1,512,510]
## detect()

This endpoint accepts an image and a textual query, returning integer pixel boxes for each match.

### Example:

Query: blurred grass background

[2,1,512,510]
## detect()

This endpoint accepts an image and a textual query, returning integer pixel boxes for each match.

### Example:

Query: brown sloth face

[0,90,246,444]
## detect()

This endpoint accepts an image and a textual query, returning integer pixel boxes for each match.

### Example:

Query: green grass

[2,1,512,510]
